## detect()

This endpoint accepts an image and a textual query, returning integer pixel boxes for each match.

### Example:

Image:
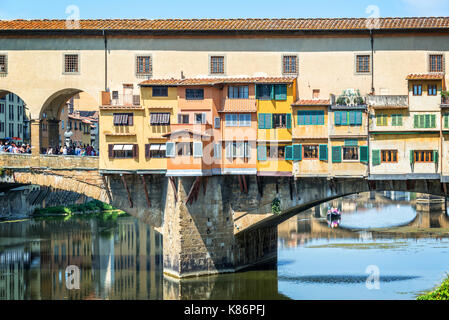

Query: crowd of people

[44,144,98,156]
[0,141,32,154]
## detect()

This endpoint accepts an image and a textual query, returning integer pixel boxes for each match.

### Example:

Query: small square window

[356,55,370,73]
[186,89,204,100]
[152,86,168,97]
[136,56,152,75]
[64,54,79,73]
[210,56,224,74]
[428,84,437,96]
[0,55,7,73]
[282,55,298,74]
[429,54,443,73]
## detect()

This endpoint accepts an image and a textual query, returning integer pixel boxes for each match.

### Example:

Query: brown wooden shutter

[133,144,139,158]
[145,144,150,158]
[108,144,114,158]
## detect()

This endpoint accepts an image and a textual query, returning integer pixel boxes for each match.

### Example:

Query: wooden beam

[101,174,112,204]
[256,176,264,196]
[442,182,447,195]
[368,180,376,191]
[242,175,248,194]
[169,177,178,203]
[238,175,244,193]
[121,174,133,208]
[289,177,293,200]
[275,178,279,194]
[202,176,208,195]
[186,177,201,205]
[140,175,151,208]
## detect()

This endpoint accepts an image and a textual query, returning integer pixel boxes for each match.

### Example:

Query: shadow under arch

[38,88,100,153]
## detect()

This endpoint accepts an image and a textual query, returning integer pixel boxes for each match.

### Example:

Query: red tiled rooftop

[220,98,257,113]
[406,73,445,80]
[139,77,296,86]
[292,99,330,106]
[2,17,449,31]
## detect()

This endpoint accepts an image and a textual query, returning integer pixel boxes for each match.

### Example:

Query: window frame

[0,53,7,74]
[355,54,371,74]
[302,145,319,160]
[272,113,288,129]
[63,53,80,75]
[413,84,422,96]
[381,150,398,163]
[429,53,444,73]
[414,150,434,163]
[135,55,152,76]
[266,145,286,159]
[186,89,204,100]
[209,55,226,75]
[342,146,359,161]
[428,84,437,96]
[228,85,249,99]
[282,54,298,75]
[152,86,168,97]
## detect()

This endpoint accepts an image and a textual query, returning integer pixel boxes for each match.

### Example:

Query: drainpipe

[370,30,375,95]
[103,29,108,92]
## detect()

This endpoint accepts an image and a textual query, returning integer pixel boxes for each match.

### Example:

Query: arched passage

[38,88,100,155]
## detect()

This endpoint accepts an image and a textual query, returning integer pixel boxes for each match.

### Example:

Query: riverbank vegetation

[33,200,129,221]
[417,275,449,300]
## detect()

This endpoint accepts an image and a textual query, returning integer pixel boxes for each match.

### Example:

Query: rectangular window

[381,150,398,163]
[112,91,119,100]
[194,113,206,124]
[178,114,189,124]
[303,145,319,159]
[113,113,134,126]
[414,114,436,128]
[356,55,370,73]
[429,54,443,72]
[239,114,251,127]
[298,110,325,125]
[282,55,298,74]
[391,114,403,126]
[214,117,220,129]
[376,114,388,126]
[414,150,434,163]
[225,114,238,127]
[274,84,287,100]
[267,145,286,159]
[136,56,152,75]
[150,113,170,125]
[64,54,79,73]
[210,56,224,74]
[342,146,359,161]
[273,114,287,129]
[0,55,6,73]
[413,84,422,96]
[110,144,136,158]
[186,89,204,100]
[256,84,272,100]
[176,142,193,156]
[228,85,249,99]
[152,86,168,97]
[428,84,437,96]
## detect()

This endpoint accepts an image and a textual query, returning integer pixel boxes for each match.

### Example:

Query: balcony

[330,90,367,109]
[366,95,408,109]
[441,96,449,108]
[165,123,213,140]
[101,91,141,107]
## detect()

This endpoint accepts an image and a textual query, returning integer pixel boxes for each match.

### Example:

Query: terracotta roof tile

[99,105,144,110]
[292,99,330,106]
[139,77,296,86]
[2,17,449,31]
[220,98,257,113]
[406,73,445,80]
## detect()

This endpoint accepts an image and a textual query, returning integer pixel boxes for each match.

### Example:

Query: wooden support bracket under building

[101,174,113,204]
[169,177,178,203]
[121,174,133,208]
[406,179,415,191]
[238,175,244,193]
[186,177,201,205]
[289,177,293,200]
[368,180,376,191]
[441,182,447,195]
[256,176,264,196]
[242,175,248,194]
[140,175,151,208]
[202,177,208,195]
[275,178,279,194]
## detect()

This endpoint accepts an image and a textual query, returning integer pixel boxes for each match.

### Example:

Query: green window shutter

[332,146,341,163]
[255,84,258,99]
[345,139,358,146]
[319,111,325,125]
[445,114,449,128]
[397,114,403,126]
[382,114,388,126]
[265,113,272,129]
[341,111,348,125]
[372,149,380,165]
[274,84,287,100]
[286,113,292,129]
[335,111,341,125]
[392,115,397,126]
[349,111,356,125]
[166,142,175,157]
[319,144,328,161]
[430,114,436,128]
[410,150,414,164]
[293,144,302,161]
[356,111,362,125]
[425,114,430,128]
[360,146,369,163]
[414,115,419,128]
[285,145,293,160]
[434,150,438,163]
[258,113,265,129]
[270,85,274,100]
[376,114,381,126]
[297,111,304,125]
[257,145,267,161]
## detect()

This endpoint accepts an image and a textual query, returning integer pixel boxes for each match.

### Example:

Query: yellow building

[291,99,330,178]
[256,78,296,176]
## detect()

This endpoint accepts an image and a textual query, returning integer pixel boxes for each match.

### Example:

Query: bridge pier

[30,120,41,156]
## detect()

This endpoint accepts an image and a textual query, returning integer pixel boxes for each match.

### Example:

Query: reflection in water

[1,192,449,300]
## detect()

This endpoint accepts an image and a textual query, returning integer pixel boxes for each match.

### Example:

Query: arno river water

[1,192,449,300]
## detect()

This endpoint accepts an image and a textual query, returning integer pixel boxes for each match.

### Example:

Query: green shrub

[418,274,449,300]
[271,198,281,215]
